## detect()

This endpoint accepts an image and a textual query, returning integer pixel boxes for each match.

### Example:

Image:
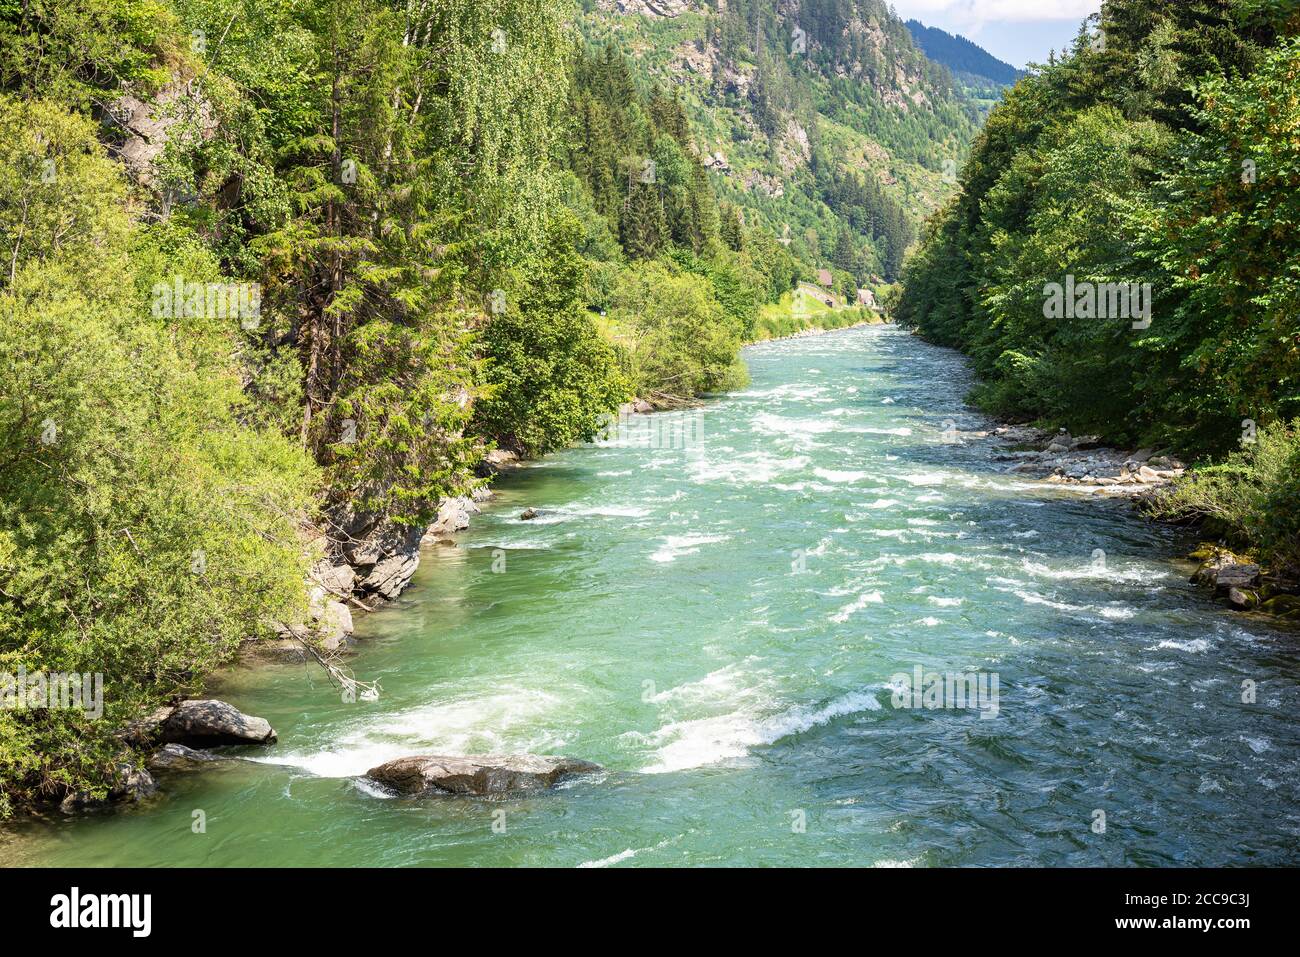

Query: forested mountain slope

[904,19,1023,89]
[580,0,987,284]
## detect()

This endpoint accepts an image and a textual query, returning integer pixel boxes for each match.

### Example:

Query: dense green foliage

[898,0,1299,564]
[0,93,316,813]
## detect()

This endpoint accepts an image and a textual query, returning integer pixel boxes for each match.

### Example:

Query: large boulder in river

[426,495,480,538]
[161,699,277,747]
[120,704,177,747]
[365,754,602,796]
[313,561,357,597]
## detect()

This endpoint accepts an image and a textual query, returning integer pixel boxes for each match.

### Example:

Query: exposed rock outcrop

[1192,555,1262,592]
[1188,547,1268,612]
[477,448,519,477]
[365,754,602,796]
[313,561,357,597]
[426,495,481,539]
[121,705,179,748]
[702,151,730,173]
[340,513,426,602]
[744,168,785,198]
[104,81,217,193]
[598,0,689,17]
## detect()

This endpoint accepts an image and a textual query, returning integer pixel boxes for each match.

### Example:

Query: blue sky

[888,0,1104,69]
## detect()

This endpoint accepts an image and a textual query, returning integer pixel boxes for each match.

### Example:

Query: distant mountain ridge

[904,19,1023,87]
[582,0,989,281]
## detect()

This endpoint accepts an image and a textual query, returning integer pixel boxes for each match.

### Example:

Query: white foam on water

[814,467,869,483]
[505,512,568,525]
[917,552,964,565]
[900,472,948,487]
[691,452,809,485]
[753,411,838,437]
[646,660,760,705]
[928,596,963,607]
[637,688,883,774]
[1009,589,1088,614]
[804,536,833,557]
[475,540,553,551]
[772,481,840,494]
[649,533,730,563]
[830,591,885,623]
[1021,559,1166,584]
[1241,735,1271,754]
[1154,637,1212,654]
[1012,589,1139,620]
[1098,605,1137,620]
[248,685,568,779]
[578,848,636,868]
[577,836,678,868]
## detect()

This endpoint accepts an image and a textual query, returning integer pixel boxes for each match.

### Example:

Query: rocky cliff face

[598,0,690,17]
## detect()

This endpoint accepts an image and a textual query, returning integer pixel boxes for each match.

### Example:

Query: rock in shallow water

[365,754,602,796]
[161,699,277,747]
[147,743,223,772]
[59,765,157,813]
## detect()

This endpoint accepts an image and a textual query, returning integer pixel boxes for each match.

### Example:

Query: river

[4,325,1298,866]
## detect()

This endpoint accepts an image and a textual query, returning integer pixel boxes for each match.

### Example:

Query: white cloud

[892,0,1099,26]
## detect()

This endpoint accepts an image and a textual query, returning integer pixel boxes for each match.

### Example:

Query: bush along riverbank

[1147,421,1300,622]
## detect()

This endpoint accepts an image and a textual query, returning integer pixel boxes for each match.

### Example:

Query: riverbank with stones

[968,422,1300,624]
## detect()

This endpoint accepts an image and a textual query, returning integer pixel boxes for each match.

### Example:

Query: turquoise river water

[4,325,1298,866]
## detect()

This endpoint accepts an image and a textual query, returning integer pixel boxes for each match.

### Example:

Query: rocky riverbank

[975,422,1300,623]
[984,424,1185,498]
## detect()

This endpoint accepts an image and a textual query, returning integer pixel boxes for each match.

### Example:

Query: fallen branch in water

[291,631,380,703]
